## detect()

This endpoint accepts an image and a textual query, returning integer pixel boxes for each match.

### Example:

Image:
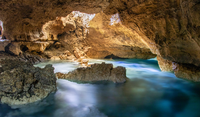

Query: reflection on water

[1,59,200,117]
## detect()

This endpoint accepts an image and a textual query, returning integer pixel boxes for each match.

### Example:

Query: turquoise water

[1,58,200,117]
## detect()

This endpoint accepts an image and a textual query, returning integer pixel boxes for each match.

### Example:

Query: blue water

[1,58,200,117]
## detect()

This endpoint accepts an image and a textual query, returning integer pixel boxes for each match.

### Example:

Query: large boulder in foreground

[56,62,127,83]
[0,59,56,105]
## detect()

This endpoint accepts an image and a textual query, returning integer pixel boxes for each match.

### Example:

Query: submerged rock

[56,62,127,83]
[0,59,56,105]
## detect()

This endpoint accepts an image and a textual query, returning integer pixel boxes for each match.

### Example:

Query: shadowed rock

[56,62,127,83]
[0,59,56,105]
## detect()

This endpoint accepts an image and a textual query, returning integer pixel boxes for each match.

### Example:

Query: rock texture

[56,62,127,83]
[0,59,56,105]
[111,0,200,66]
[157,56,173,72]
[0,11,155,61]
[85,12,156,59]
[173,62,200,82]
[0,0,200,81]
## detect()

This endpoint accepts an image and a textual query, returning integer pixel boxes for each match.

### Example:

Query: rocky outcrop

[157,55,200,81]
[56,62,127,83]
[0,10,156,61]
[0,59,56,105]
[173,62,200,82]
[0,0,200,81]
[157,56,173,72]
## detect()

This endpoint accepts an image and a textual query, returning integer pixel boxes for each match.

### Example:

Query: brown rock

[51,56,60,61]
[24,41,50,53]
[5,43,22,55]
[173,62,200,82]
[86,12,156,59]
[157,56,173,72]
[56,62,127,83]
[0,40,10,51]
[0,59,56,105]
[0,0,200,81]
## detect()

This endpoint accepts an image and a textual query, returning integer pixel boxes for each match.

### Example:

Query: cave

[0,0,200,117]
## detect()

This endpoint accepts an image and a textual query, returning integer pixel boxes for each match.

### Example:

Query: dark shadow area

[105,54,125,59]
[20,45,29,52]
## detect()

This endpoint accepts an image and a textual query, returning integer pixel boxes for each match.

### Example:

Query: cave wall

[0,0,200,80]
[108,0,200,66]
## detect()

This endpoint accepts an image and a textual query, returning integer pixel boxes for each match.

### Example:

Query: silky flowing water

[1,58,200,117]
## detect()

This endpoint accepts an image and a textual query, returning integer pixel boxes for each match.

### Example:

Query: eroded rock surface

[0,0,200,81]
[173,62,200,82]
[56,62,127,83]
[0,59,56,105]
[157,56,173,72]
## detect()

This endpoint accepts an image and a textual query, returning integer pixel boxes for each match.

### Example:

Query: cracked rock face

[56,62,127,83]
[0,59,56,105]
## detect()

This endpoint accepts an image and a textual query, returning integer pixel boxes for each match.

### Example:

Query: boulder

[56,62,127,83]
[0,59,56,105]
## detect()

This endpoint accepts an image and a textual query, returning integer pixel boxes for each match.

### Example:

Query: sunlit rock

[56,62,127,83]
[0,0,199,81]
[0,59,56,105]
[157,56,173,72]
[86,12,156,59]
[51,56,61,61]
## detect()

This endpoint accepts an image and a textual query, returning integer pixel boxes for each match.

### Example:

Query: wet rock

[157,56,173,72]
[173,62,200,82]
[0,59,56,105]
[56,62,127,83]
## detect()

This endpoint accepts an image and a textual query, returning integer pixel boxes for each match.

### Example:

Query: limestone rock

[19,52,45,64]
[56,62,127,83]
[0,0,200,81]
[51,56,61,61]
[0,59,56,105]
[5,42,22,55]
[173,62,200,82]
[23,41,50,53]
[85,12,156,59]
[157,56,173,72]
[0,40,10,51]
